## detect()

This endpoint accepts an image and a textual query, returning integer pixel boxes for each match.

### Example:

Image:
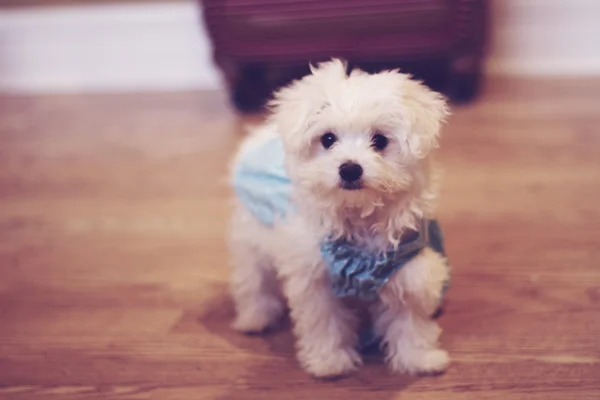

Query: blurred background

[1,0,599,109]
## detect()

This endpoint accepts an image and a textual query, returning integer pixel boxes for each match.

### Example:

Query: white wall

[487,0,600,75]
[0,0,598,93]
[0,2,222,92]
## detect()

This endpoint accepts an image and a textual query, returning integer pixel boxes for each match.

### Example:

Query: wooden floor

[0,78,599,399]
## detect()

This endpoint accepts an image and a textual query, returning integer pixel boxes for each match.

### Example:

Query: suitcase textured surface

[200,0,487,111]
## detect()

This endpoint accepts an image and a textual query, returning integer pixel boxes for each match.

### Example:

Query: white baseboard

[0,0,599,93]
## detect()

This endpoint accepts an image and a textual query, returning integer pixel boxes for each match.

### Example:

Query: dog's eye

[371,133,389,151]
[320,132,337,150]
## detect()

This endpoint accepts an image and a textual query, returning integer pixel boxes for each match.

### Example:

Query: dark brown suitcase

[200,0,488,112]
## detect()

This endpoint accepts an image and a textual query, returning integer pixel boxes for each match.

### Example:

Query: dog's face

[269,59,448,210]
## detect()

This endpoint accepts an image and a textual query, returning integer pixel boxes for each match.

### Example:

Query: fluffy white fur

[229,59,451,378]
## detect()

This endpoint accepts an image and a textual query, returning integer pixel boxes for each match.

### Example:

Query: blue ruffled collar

[321,219,445,301]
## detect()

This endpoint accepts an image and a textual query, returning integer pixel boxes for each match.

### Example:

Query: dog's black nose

[339,162,363,183]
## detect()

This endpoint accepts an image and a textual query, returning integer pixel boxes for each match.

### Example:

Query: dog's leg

[374,248,450,374]
[230,233,285,333]
[375,306,448,375]
[283,267,361,378]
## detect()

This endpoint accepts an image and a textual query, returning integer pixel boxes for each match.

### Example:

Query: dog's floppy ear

[268,59,348,153]
[400,77,450,159]
[267,82,313,152]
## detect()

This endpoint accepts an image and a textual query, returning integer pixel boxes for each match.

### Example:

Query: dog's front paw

[298,346,362,378]
[388,348,449,375]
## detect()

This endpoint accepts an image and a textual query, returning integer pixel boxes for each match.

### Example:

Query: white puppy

[229,59,451,378]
